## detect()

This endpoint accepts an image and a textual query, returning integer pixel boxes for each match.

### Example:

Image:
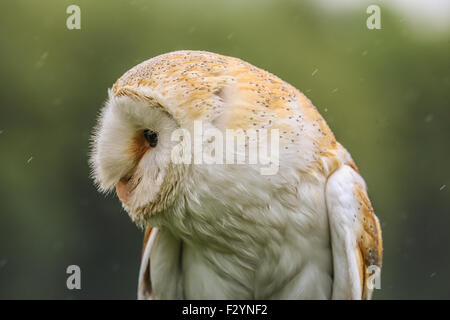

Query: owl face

[90,91,279,226]
[90,91,185,224]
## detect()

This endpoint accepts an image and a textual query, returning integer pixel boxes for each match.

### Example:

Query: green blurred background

[0,0,449,299]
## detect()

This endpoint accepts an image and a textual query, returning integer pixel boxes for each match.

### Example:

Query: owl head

[90,51,338,226]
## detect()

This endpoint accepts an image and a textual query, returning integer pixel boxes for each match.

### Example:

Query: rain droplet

[35,51,49,69]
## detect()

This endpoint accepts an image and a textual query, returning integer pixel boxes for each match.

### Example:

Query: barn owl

[90,50,382,300]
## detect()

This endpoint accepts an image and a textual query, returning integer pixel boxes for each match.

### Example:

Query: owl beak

[116,175,133,204]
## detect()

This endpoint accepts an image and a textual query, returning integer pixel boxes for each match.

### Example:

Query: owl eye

[143,129,158,147]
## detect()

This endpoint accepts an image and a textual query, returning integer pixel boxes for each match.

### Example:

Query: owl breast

[152,166,333,299]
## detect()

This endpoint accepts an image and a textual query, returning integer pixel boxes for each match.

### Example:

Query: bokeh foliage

[0,0,449,299]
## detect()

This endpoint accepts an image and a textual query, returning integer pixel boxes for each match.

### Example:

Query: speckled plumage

[90,50,382,300]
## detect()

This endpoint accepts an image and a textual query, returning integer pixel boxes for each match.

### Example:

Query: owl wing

[138,226,158,299]
[325,165,382,300]
[138,226,183,300]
